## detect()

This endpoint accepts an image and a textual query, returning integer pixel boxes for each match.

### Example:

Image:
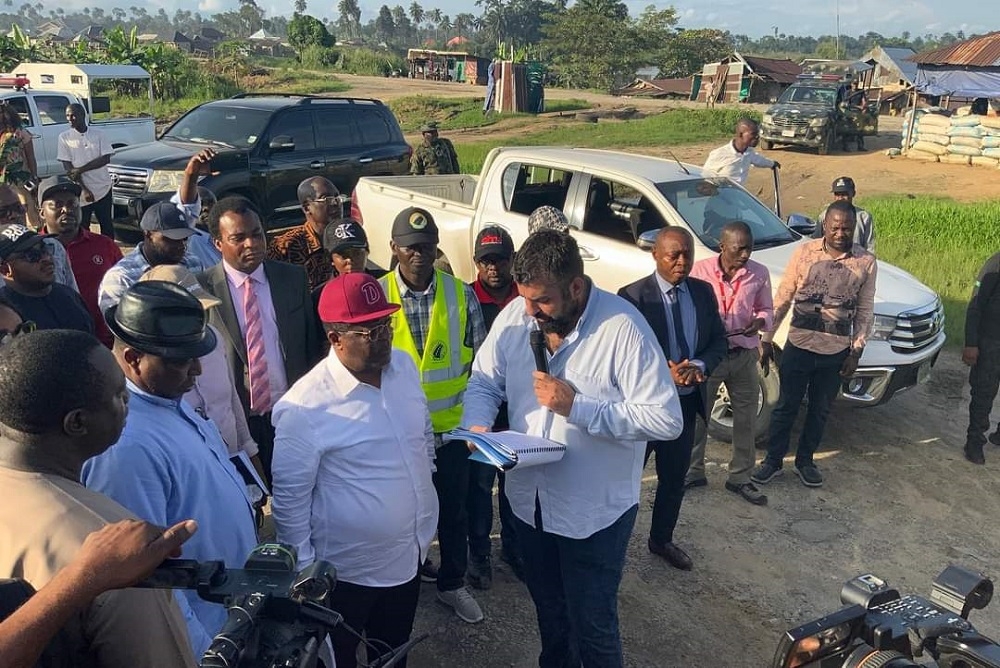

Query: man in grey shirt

[812,176,875,252]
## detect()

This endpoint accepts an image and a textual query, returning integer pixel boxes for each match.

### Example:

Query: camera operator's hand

[533,371,576,416]
[67,519,199,597]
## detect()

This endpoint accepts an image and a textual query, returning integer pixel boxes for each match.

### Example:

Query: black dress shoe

[683,476,708,490]
[965,444,986,465]
[647,538,693,570]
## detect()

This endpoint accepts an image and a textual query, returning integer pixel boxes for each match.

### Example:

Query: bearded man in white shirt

[703,118,780,186]
[271,272,438,668]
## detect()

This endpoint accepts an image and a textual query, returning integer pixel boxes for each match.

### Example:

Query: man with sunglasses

[0,184,78,293]
[466,226,523,588]
[272,272,438,668]
[379,207,487,624]
[267,176,343,290]
[38,175,122,347]
[0,223,93,333]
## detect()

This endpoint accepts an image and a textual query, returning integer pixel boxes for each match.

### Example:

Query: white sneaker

[436,586,484,623]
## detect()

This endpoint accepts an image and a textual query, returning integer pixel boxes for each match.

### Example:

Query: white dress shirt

[702,140,775,186]
[461,283,683,540]
[222,260,289,406]
[271,349,438,587]
[56,126,113,200]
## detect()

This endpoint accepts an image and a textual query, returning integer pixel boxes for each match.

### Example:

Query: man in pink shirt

[687,222,774,505]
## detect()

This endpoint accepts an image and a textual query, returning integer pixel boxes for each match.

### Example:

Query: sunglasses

[341,321,393,341]
[311,195,344,206]
[477,255,510,266]
[0,202,26,219]
[8,244,52,263]
[0,320,37,346]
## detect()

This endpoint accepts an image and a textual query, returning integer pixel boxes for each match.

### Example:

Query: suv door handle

[309,161,324,169]
[358,157,373,164]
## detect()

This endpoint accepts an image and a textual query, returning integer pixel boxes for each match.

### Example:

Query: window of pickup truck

[162,106,271,149]
[2,97,31,127]
[503,162,571,215]
[657,179,796,250]
[34,95,70,125]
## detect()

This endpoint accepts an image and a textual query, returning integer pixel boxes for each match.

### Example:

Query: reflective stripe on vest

[381,270,473,432]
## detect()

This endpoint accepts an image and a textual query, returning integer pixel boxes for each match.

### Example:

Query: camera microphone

[529,329,548,374]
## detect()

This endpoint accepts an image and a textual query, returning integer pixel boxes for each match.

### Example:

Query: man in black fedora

[82,281,259,658]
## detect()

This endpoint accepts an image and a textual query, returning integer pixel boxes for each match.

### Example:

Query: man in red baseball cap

[270,272,438,668]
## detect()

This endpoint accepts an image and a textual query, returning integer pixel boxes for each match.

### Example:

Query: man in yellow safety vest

[379,207,487,624]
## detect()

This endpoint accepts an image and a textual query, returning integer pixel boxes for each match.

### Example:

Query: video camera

[772,564,1000,668]
[141,542,425,668]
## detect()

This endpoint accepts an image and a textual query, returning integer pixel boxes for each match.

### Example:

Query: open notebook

[448,429,566,471]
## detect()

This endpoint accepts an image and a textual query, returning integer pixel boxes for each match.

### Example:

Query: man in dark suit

[618,227,726,570]
[198,196,321,482]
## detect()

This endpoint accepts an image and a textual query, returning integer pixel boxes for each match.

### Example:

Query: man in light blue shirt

[83,281,259,659]
[171,149,222,269]
[462,229,683,668]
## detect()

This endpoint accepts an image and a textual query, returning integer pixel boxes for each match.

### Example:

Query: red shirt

[59,228,123,346]
[472,278,519,331]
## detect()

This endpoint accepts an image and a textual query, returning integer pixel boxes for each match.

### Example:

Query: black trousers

[646,391,701,546]
[327,575,421,668]
[968,338,1000,448]
[247,413,275,487]
[81,189,114,239]
[433,438,470,592]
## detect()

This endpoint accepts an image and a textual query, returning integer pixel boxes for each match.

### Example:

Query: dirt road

[325,77,1000,667]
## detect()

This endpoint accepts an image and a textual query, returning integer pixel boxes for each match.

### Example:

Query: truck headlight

[147,170,186,194]
[809,117,828,128]
[762,113,773,126]
[869,315,897,341]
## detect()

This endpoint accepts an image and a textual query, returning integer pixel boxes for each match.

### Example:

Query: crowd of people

[0,110,997,668]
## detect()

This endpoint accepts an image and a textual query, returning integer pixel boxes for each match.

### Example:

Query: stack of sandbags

[978,115,1000,167]
[904,112,1000,167]
[944,115,982,164]
[906,112,951,161]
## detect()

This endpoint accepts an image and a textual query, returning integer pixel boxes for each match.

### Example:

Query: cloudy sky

[84,0,987,39]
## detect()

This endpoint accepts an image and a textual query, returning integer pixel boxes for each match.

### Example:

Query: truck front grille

[109,166,150,199]
[771,116,811,129]
[891,301,944,354]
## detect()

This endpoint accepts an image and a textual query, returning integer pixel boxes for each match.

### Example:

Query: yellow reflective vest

[381,270,473,432]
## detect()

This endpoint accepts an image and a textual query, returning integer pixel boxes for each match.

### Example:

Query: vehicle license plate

[781,129,796,138]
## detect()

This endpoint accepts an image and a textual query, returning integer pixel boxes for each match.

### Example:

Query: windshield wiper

[754,237,793,249]
[179,137,235,149]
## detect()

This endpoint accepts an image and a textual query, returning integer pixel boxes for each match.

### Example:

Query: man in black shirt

[466,226,523,587]
[0,223,93,334]
[963,250,1000,464]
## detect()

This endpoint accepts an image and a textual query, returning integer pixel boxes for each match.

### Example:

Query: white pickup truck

[1,63,156,177]
[351,147,946,442]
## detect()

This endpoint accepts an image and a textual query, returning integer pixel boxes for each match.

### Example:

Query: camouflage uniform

[410,137,460,175]
[966,251,1000,455]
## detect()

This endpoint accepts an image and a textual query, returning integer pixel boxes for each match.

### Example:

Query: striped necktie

[667,287,690,362]
[243,277,272,415]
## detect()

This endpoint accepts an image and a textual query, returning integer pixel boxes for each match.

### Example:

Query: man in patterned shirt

[266,176,342,290]
[751,200,876,489]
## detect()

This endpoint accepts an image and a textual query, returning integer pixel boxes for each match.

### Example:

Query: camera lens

[842,646,920,668]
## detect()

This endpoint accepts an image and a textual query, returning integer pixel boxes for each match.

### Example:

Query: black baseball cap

[0,223,44,261]
[139,202,195,240]
[323,219,369,254]
[391,207,439,246]
[474,226,514,261]
[38,175,82,203]
[831,176,856,194]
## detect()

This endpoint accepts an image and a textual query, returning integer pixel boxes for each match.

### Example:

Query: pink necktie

[243,277,272,414]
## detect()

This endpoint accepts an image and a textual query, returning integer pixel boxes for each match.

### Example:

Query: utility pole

[835,0,841,59]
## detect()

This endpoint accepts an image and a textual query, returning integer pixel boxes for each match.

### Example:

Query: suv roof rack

[229,92,317,99]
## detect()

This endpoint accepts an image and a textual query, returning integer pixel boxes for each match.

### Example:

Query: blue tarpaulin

[915,66,1000,97]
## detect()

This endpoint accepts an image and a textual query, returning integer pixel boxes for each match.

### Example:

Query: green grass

[543,98,590,113]
[455,107,761,174]
[389,95,502,132]
[861,195,1000,345]
[260,69,351,95]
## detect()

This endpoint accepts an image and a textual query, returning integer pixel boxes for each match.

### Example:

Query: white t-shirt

[56,126,113,200]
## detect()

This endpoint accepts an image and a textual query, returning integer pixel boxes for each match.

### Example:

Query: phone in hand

[23,179,37,193]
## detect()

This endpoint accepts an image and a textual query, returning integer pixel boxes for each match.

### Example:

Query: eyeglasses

[333,247,367,261]
[0,202,26,219]
[0,320,37,346]
[9,244,52,263]
[476,255,510,267]
[311,195,343,206]
[341,321,393,341]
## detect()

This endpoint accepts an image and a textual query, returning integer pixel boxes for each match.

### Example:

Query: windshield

[162,106,271,149]
[777,85,837,106]
[655,178,798,251]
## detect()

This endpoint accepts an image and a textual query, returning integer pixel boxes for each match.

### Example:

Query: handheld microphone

[529,329,548,374]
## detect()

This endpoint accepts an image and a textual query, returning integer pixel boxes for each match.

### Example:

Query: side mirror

[786,213,816,236]
[637,229,658,251]
[268,135,295,152]
[89,96,111,114]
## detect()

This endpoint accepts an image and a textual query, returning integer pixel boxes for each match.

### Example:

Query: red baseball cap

[318,273,400,324]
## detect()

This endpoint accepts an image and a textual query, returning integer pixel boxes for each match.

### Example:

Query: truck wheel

[760,139,773,150]
[706,359,780,445]
[818,130,834,155]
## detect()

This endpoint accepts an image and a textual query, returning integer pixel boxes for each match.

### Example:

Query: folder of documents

[448,428,566,471]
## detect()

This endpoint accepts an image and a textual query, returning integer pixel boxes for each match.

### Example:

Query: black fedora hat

[105,280,217,359]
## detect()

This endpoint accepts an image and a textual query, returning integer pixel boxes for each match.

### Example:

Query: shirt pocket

[563,365,622,404]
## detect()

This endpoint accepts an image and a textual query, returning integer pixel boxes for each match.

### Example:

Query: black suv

[108,94,411,231]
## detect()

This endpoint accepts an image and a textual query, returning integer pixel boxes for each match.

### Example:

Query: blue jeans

[515,502,638,668]
[765,343,848,468]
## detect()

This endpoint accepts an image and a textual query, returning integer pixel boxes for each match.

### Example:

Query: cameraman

[0,518,197,668]
[0,330,197,667]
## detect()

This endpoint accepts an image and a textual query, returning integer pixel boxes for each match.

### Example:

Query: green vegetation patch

[390,96,502,132]
[456,108,761,173]
[861,195,1000,346]
[543,98,590,113]
[261,70,352,95]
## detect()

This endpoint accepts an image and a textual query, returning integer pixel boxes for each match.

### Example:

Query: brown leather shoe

[648,538,693,570]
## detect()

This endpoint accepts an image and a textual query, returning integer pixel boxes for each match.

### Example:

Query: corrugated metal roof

[740,55,802,84]
[912,32,1000,67]
[879,47,919,82]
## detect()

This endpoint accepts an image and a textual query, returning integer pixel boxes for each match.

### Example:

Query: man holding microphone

[462,229,682,668]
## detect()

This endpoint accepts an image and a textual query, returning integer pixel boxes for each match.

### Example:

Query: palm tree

[409,1,424,38]
[427,7,441,42]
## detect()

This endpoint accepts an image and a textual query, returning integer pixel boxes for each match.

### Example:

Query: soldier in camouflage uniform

[410,121,460,175]
[963,250,1000,464]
